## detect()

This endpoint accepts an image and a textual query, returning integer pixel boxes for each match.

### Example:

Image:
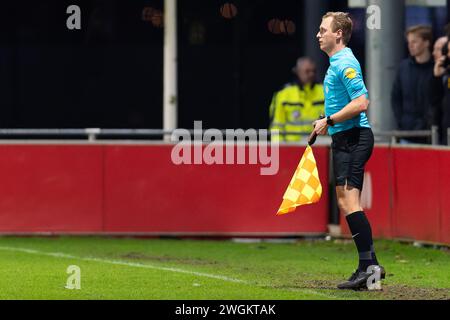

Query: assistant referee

[313,12,385,290]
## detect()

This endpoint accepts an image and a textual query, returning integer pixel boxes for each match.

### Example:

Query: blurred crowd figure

[269,57,325,142]
[391,25,435,144]
[391,23,450,145]
[432,24,450,145]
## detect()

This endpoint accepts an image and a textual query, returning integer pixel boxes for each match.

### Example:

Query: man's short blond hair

[405,25,433,44]
[322,12,353,45]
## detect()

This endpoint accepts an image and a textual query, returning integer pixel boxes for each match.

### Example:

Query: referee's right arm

[327,64,370,125]
[328,94,369,125]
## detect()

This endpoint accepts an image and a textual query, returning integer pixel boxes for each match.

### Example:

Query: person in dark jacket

[432,39,450,145]
[391,25,434,144]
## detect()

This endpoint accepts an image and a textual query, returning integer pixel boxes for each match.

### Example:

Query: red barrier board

[365,146,394,238]
[438,150,450,244]
[0,145,103,232]
[0,142,449,245]
[103,145,329,234]
[392,148,441,243]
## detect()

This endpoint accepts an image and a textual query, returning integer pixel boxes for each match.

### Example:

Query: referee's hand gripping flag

[276,118,323,216]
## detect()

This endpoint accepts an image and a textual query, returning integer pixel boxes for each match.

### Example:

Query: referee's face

[316,17,338,54]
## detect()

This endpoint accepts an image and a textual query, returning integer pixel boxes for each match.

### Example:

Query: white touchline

[0,245,245,284]
[0,245,345,299]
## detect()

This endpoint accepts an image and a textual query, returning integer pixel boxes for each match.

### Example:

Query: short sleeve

[337,62,368,100]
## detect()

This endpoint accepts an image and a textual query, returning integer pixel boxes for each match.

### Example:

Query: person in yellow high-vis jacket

[270,57,325,142]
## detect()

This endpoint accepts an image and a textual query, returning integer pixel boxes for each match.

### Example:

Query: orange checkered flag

[276,131,322,215]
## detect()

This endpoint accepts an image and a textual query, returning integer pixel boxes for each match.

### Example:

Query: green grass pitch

[0,236,449,300]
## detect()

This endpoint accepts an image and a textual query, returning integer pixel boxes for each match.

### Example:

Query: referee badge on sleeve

[344,68,357,79]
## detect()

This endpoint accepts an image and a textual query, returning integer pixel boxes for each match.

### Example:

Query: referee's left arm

[329,64,369,124]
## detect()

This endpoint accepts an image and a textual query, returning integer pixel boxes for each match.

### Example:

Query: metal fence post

[328,147,340,226]
[85,128,100,142]
[447,128,450,147]
[431,125,438,145]
[390,135,396,145]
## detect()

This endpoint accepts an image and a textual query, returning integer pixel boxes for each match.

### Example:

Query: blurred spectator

[391,25,434,144]
[432,38,450,145]
[430,36,448,133]
[433,36,448,62]
[270,57,325,142]
[446,22,450,38]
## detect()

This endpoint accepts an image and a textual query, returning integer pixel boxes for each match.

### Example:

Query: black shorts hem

[335,179,363,191]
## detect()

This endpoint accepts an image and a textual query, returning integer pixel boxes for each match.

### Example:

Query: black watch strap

[326,115,335,126]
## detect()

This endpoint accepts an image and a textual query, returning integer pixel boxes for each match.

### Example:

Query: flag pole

[308,114,325,146]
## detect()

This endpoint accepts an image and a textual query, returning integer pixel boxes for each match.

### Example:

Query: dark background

[0,1,446,129]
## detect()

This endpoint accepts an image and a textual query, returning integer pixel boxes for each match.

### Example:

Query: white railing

[0,125,444,145]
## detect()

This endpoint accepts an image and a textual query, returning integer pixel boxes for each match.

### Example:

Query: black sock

[346,211,379,272]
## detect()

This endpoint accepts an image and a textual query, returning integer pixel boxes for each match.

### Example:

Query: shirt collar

[409,55,433,66]
[329,47,351,63]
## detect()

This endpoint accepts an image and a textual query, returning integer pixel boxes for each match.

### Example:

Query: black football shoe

[337,269,371,290]
[337,265,385,290]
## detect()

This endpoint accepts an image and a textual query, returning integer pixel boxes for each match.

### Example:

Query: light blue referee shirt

[324,47,371,135]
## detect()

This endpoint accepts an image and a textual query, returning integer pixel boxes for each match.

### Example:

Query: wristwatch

[326,115,335,126]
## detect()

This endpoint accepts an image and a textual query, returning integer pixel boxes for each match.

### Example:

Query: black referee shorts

[331,127,374,191]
